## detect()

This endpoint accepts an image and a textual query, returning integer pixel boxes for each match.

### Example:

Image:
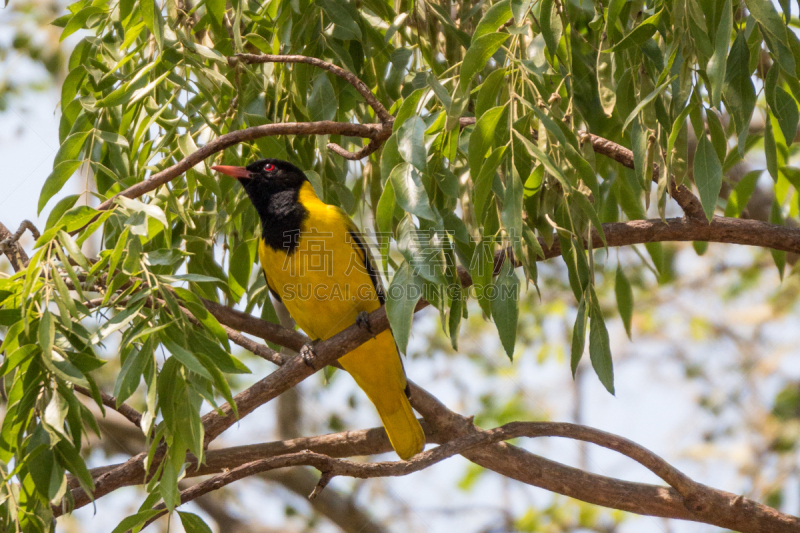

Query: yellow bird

[213,158,425,460]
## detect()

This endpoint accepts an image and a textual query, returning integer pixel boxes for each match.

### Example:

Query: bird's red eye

[264,163,276,172]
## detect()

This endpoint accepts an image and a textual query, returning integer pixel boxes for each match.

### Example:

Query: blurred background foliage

[0,0,799,531]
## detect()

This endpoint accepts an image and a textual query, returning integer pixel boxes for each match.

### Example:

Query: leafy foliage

[1,0,799,530]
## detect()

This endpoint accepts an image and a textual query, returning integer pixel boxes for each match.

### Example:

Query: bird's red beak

[212,165,252,179]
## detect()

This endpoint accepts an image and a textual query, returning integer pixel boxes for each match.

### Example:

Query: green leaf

[60,6,104,41]
[385,263,422,355]
[319,0,362,40]
[723,32,756,154]
[54,440,94,495]
[376,179,395,274]
[91,302,145,344]
[724,170,761,217]
[110,511,163,533]
[707,0,732,108]
[570,295,587,377]
[308,74,338,121]
[621,75,674,132]
[39,160,83,213]
[228,241,254,303]
[0,309,22,326]
[474,0,512,40]
[475,68,507,118]
[114,343,151,406]
[588,294,615,395]
[206,0,225,26]
[539,0,562,56]
[460,32,510,91]
[607,9,663,52]
[389,163,438,222]
[766,70,799,146]
[468,105,506,179]
[141,0,162,50]
[39,310,55,361]
[178,512,214,533]
[501,168,523,247]
[693,135,723,221]
[473,146,507,223]
[162,338,213,380]
[397,116,427,171]
[615,266,633,339]
[745,0,795,76]
[491,260,519,360]
[597,33,616,117]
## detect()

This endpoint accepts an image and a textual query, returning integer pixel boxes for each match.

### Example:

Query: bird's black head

[212,157,310,252]
[213,158,307,192]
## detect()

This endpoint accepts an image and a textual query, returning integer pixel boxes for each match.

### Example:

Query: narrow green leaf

[745,0,795,76]
[39,160,83,213]
[178,512,214,533]
[597,33,615,117]
[385,263,422,354]
[468,105,506,179]
[474,0,512,40]
[539,0,562,56]
[588,294,615,395]
[460,32,510,90]
[389,163,438,222]
[308,74,338,121]
[723,33,756,155]
[491,260,519,360]
[615,266,633,339]
[571,295,587,377]
[397,116,427,171]
[707,0,732,108]
[607,9,663,52]
[693,135,723,221]
[724,170,761,217]
[319,0,362,40]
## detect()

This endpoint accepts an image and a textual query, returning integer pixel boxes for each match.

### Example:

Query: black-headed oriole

[213,158,425,460]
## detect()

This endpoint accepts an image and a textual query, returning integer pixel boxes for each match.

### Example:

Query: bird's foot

[300,340,320,369]
[356,311,373,336]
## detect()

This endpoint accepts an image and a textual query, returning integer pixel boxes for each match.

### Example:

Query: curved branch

[232,54,393,124]
[137,419,798,533]
[94,121,388,212]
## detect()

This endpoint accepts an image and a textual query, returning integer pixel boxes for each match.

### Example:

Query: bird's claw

[356,311,373,335]
[300,341,319,368]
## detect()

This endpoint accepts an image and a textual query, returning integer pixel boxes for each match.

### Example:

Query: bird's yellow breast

[258,182,380,341]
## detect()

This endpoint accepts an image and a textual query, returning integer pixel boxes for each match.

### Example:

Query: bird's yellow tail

[372,388,425,460]
[338,331,425,460]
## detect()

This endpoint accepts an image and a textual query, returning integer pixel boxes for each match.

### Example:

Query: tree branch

[72,385,143,430]
[0,220,38,271]
[459,117,705,219]
[94,121,389,212]
[231,54,393,124]
[133,419,799,533]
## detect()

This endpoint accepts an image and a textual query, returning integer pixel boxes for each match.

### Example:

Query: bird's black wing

[348,230,385,304]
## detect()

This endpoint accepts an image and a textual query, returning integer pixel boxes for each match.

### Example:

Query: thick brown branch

[134,419,798,533]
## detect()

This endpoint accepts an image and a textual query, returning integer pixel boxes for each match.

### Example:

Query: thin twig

[231,54,393,124]
[459,117,705,219]
[73,385,144,429]
[0,220,39,271]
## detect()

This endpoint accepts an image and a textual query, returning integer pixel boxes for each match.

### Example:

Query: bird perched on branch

[213,158,425,460]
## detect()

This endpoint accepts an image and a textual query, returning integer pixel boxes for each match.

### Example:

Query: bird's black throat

[241,179,308,254]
